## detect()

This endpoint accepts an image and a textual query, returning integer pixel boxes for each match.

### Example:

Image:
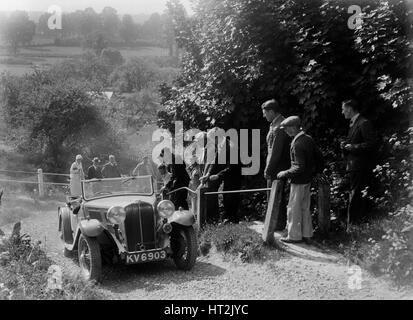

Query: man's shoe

[280,237,303,244]
[303,237,312,245]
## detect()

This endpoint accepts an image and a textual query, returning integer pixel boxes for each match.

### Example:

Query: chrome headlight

[157,200,175,218]
[106,206,126,225]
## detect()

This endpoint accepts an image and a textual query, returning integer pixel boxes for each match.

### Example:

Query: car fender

[168,210,195,227]
[79,219,105,238]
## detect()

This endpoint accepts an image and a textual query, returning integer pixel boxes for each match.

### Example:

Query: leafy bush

[199,223,270,263]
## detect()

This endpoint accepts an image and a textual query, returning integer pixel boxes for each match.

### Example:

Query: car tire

[60,209,73,245]
[171,226,197,271]
[63,247,72,258]
[78,234,102,282]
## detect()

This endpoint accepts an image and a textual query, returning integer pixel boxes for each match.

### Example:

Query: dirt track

[1,199,412,300]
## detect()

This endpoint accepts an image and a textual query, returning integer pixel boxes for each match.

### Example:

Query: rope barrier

[167,187,197,195]
[205,187,271,195]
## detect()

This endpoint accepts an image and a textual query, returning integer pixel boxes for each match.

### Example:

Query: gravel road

[1,200,412,300]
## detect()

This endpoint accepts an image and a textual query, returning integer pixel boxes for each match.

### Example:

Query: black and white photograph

[0,0,412,305]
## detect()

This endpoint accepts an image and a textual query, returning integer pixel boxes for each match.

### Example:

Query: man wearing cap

[277,116,323,243]
[102,155,122,178]
[341,99,376,223]
[262,99,291,231]
[87,157,102,180]
[70,154,85,197]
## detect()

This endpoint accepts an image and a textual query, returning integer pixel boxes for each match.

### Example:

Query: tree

[119,14,138,44]
[158,0,412,214]
[0,71,123,173]
[109,58,158,93]
[101,7,121,40]
[1,11,36,55]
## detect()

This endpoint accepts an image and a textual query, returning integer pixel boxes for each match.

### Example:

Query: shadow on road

[99,259,227,294]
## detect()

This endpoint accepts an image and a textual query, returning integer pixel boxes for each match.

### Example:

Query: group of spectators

[69,155,121,196]
[69,97,376,243]
[262,98,376,243]
[157,130,242,224]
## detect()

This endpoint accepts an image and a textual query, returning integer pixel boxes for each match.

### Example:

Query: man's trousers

[348,170,370,223]
[267,179,287,230]
[286,183,313,241]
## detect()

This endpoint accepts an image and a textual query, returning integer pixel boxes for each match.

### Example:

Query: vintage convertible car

[58,175,198,282]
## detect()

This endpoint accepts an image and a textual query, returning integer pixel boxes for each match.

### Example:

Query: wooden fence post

[37,169,44,198]
[262,179,284,244]
[196,186,207,230]
[317,177,331,235]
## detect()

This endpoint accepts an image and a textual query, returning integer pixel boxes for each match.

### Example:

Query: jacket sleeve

[349,121,376,155]
[264,128,288,176]
[284,143,306,179]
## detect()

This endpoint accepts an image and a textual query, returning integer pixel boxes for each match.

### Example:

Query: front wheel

[170,226,198,271]
[78,234,102,282]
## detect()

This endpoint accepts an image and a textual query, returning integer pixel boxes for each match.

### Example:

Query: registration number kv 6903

[125,249,167,264]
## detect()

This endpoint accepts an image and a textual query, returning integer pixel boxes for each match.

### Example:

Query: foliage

[0,11,36,55]
[109,58,158,93]
[160,0,412,218]
[199,222,271,263]
[0,70,124,174]
[0,223,103,300]
[100,48,125,67]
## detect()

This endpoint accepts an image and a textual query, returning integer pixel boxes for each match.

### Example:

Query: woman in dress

[70,154,85,197]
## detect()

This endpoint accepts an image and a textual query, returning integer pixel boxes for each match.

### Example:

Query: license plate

[125,249,167,265]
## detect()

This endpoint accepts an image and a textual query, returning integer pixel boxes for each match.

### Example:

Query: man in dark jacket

[262,99,291,230]
[102,155,121,178]
[277,116,323,243]
[341,99,376,223]
[203,134,242,223]
[163,148,190,210]
[87,157,102,179]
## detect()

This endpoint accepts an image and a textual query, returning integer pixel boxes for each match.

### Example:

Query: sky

[0,0,194,15]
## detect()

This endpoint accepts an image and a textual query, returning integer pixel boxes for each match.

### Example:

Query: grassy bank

[0,222,103,300]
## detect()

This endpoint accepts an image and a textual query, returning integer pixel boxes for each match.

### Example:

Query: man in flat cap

[262,99,291,231]
[277,116,324,243]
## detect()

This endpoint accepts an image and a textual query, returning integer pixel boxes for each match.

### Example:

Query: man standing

[203,131,242,224]
[277,116,323,243]
[163,148,190,210]
[341,99,376,223]
[87,157,102,180]
[102,155,121,178]
[262,99,291,231]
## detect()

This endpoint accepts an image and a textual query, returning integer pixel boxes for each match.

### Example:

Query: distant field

[0,45,169,76]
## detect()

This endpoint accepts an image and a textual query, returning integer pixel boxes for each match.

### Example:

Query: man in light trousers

[277,116,323,244]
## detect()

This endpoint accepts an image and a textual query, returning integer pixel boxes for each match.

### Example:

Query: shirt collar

[350,113,360,127]
[292,130,305,146]
[270,114,282,127]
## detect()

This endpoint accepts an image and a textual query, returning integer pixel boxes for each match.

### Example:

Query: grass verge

[315,204,413,287]
[0,223,103,300]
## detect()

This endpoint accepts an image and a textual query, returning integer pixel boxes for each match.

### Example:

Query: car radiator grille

[123,202,156,251]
